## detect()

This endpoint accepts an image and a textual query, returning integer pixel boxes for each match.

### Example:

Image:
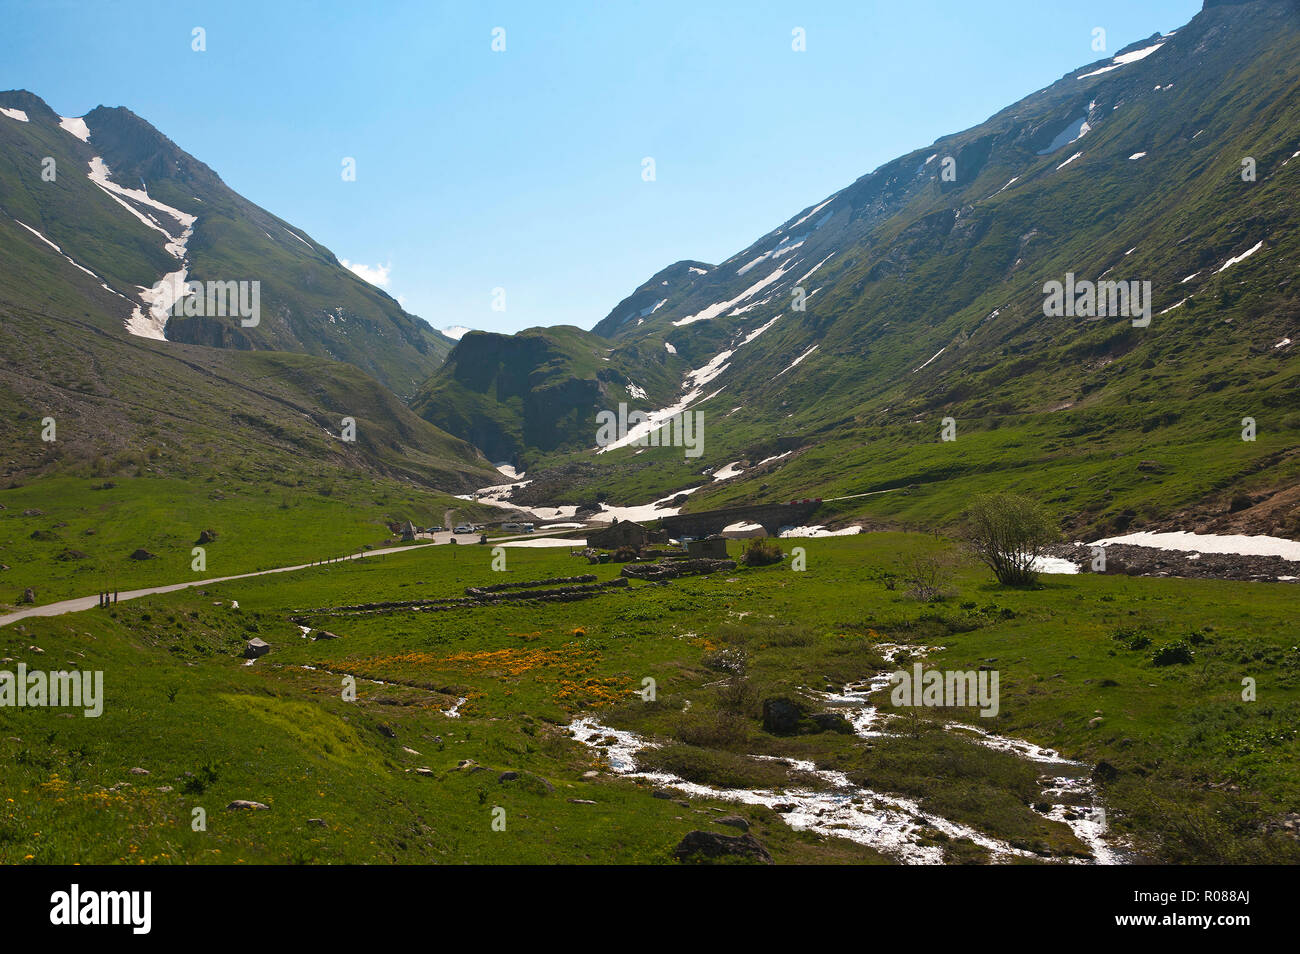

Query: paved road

[0,528,586,628]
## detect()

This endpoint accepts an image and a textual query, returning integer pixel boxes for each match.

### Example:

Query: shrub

[903,552,954,602]
[740,538,783,567]
[1151,640,1194,666]
[963,492,1058,586]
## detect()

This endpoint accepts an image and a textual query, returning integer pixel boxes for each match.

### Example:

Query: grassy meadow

[2,532,1296,864]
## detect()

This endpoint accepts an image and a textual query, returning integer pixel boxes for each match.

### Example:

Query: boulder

[19,587,35,604]
[226,800,270,811]
[129,548,156,560]
[673,830,772,864]
[243,638,270,659]
[761,697,803,735]
[713,815,750,832]
[810,712,854,734]
[197,529,218,544]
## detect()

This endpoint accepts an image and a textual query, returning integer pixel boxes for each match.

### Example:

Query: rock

[773,803,796,813]
[19,588,35,604]
[714,815,750,832]
[761,697,803,735]
[673,830,772,864]
[415,767,435,777]
[197,529,218,544]
[243,638,270,659]
[128,767,150,776]
[401,746,421,756]
[129,548,156,561]
[1264,812,1300,839]
[307,818,327,827]
[314,630,340,640]
[582,770,600,779]
[568,798,597,805]
[226,800,270,811]
[499,771,520,782]
[652,789,674,799]
[810,712,854,734]
[21,509,43,517]
[1088,716,1104,727]
[376,723,396,738]
[1092,760,1120,783]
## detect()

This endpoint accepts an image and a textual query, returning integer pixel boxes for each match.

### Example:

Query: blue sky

[3,0,1201,335]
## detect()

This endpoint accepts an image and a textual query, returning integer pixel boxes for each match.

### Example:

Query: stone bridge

[658,500,822,538]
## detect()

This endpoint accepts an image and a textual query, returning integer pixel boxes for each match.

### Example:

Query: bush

[740,538,783,567]
[903,552,954,602]
[963,492,1058,586]
[611,545,640,562]
[1151,640,1194,666]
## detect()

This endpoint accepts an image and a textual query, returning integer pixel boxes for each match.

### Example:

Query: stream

[571,644,1122,864]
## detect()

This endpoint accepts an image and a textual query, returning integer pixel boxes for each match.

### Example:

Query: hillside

[0,91,453,398]
[415,0,1300,537]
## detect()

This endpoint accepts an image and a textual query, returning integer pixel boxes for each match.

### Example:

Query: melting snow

[1,107,29,122]
[1129,152,1147,160]
[59,116,90,141]
[1056,151,1083,170]
[776,344,818,378]
[712,461,744,481]
[912,346,946,373]
[674,260,796,327]
[664,341,677,354]
[1077,40,1166,79]
[1092,531,1300,561]
[1038,117,1090,155]
[1217,240,1263,273]
[779,525,860,538]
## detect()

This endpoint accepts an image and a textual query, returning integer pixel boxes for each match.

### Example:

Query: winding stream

[572,644,1121,864]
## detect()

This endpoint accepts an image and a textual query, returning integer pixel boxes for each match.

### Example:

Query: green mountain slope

[0,91,452,398]
[411,325,679,463]
[414,0,1300,536]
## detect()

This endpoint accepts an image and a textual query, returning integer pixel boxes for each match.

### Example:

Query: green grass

[3,533,1296,864]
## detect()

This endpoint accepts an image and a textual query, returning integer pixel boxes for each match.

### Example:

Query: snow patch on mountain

[1077,40,1167,79]
[1217,240,1263,273]
[14,220,105,284]
[59,116,90,142]
[776,344,818,377]
[1,107,29,122]
[88,157,195,258]
[674,260,797,327]
[664,341,677,354]
[443,325,472,340]
[1038,117,1090,155]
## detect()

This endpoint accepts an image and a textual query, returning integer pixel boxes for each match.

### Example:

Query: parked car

[431,525,445,532]
[522,523,535,533]
[453,525,470,534]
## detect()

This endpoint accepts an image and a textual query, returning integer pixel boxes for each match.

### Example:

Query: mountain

[411,325,679,464]
[0,91,453,398]
[0,90,495,494]
[415,0,1300,538]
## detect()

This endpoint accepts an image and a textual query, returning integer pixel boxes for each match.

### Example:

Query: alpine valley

[0,0,1298,870]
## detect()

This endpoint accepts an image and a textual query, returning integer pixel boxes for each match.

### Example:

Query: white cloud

[341,259,391,287]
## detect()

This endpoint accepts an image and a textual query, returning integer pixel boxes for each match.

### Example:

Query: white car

[453,525,471,534]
